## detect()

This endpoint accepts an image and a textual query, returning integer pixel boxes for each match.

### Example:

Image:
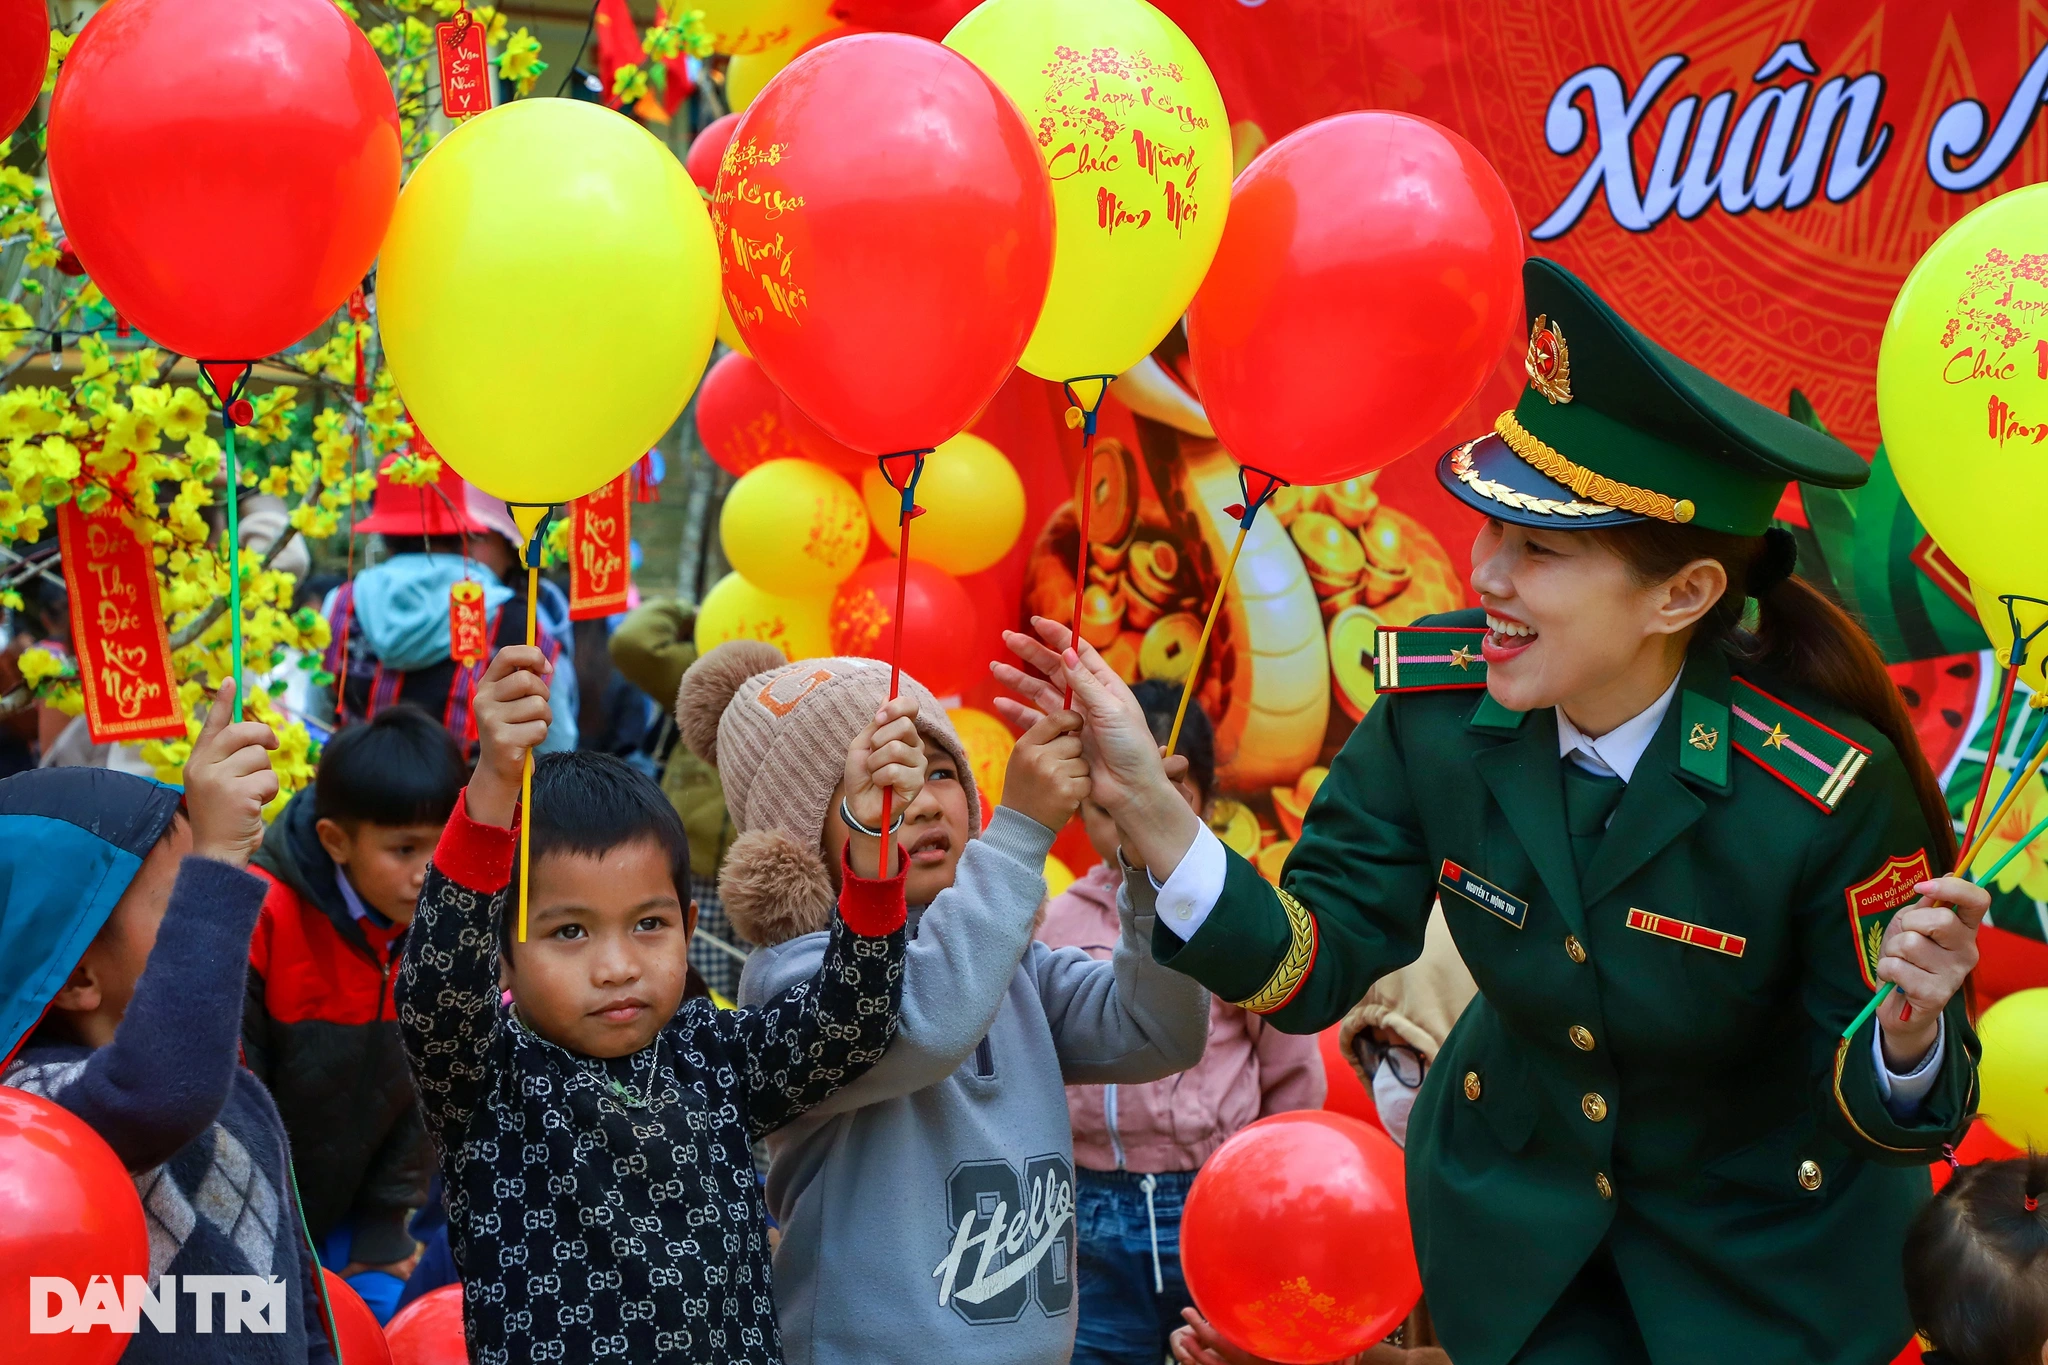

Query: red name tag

[568,474,632,621]
[437,13,493,118]
[59,500,186,742]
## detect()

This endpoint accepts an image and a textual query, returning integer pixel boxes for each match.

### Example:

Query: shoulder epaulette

[1728,676,1871,812]
[1371,625,1488,692]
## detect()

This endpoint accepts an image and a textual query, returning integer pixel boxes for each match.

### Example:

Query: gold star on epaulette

[1449,646,1476,670]
[1763,723,1790,749]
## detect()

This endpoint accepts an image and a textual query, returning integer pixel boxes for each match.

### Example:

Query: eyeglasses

[1352,1034,1424,1090]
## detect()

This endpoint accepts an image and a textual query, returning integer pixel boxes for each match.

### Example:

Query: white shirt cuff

[1872,1017,1945,1118]
[1141,824,1227,941]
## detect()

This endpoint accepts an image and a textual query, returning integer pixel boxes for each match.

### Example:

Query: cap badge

[1526,314,1573,405]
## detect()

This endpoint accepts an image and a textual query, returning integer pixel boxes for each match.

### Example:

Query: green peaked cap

[1437,258,1871,536]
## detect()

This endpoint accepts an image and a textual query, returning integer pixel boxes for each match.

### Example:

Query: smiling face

[822,749,972,905]
[1468,518,1727,733]
[502,838,698,1059]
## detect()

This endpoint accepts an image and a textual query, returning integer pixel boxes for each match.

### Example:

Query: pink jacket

[1038,863,1326,1172]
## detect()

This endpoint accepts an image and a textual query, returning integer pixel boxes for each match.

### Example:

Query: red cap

[352,452,489,537]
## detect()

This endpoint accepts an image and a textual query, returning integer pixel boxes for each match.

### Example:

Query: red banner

[448,579,489,666]
[436,12,493,118]
[58,500,184,743]
[568,474,631,621]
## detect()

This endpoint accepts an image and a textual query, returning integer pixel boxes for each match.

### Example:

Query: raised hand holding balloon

[380,96,722,935]
[1858,185,2048,1028]
[48,0,402,720]
[1164,111,1524,753]
[714,32,1053,873]
[945,0,1233,701]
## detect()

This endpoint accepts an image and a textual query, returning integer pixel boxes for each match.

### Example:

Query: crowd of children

[0,598,2043,1364]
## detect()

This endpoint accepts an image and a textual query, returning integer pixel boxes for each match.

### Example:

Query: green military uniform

[1150,260,1979,1365]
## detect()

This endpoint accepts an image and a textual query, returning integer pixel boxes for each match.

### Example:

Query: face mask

[1373,1053,1422,1148]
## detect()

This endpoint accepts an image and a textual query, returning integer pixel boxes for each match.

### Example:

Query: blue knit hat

[0,767,183,1066]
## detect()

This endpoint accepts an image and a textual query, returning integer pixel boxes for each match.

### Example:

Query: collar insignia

[1689,723,1719,752]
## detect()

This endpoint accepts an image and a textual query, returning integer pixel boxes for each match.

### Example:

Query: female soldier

[996,259,1986,1365]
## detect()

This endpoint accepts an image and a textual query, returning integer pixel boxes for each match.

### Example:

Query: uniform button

[1581,1092,1609,1123]
[1564,934,1587,964]
[1463,1071,1482,1102]
[1594,1172,1613,1200]
[1569,1025,1595,1052]
[1798,1160,1823,1191]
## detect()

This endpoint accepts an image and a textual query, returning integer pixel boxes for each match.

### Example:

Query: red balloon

[716,34,1052,455]
[319,1270,392,1365]
[830,0,978,42]
[1182,1111,1419,1364]
[830,557,979,697]
[0,0,49,140]
[0,1090,147,1365]
[1187,112,1522,486]
[48,0,400,360]
[696,352,805,477]
[685,112,741,193]
[1317,1025,1383,1131]
[779,391,873,477]
[385,1284,467,1365]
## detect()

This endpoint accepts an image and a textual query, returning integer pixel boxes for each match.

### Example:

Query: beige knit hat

[677,640,980,946]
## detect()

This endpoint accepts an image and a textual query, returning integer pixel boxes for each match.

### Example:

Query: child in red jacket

[244,705,465,1319]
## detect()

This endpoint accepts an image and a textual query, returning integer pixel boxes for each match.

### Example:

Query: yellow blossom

[18,647,72,689]
[0,301,30,353]
[388,452,442,487]
[1971,778,2048,900]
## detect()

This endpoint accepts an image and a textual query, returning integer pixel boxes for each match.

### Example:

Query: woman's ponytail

[1596,521,1956,865]
[1749,573,1957,865]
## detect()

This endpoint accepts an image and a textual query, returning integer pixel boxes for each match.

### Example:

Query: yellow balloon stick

[509,503,553,945]
[1166,522,1248,758]
[518,564,536,945]
[1166,468,1288,756]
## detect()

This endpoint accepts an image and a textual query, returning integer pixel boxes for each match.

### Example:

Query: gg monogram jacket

[396,793,907,1365]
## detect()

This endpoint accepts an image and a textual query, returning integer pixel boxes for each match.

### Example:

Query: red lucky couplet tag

[568,473,632,621]
[57,499,186,743]
[437,8,494,118]
[449,580,490,666]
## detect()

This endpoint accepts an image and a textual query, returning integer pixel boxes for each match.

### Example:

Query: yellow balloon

[1971,580,2048,687]
[695,570,832,661]
[717,298,752,358]
[380,99,717,509]
[948,705,1015,813]
[726,29,811,111]
[1977,987,2048,1149]
[699,0,833,56]
[1880,182,2048,594]
[860,433,1026,576]
[1044,854,1076,898]
[720,457,869,596]
[946,0,1232,384]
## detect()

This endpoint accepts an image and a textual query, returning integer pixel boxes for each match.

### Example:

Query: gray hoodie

[736,808,1210,1365]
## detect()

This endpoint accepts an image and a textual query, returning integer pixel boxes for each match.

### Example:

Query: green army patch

[1728,677,1871,811]
[1372,625,1489,692]
[1844,850,1931,990]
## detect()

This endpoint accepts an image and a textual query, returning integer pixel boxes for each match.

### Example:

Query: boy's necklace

[603,1051,657,1109]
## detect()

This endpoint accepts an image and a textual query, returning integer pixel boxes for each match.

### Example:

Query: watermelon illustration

[1888,653,1980,777]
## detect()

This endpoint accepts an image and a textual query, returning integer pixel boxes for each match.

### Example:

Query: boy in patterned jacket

[396,646,914,1365]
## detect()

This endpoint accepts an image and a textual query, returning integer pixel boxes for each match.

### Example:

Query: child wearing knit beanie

[679,640,1213,1365]
[396,645,914,1365]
